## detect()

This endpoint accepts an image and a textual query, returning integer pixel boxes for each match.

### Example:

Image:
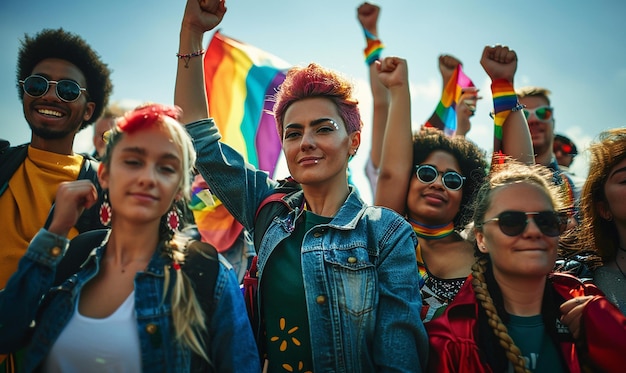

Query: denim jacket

[188,119,428,372]
[0,229,260,373]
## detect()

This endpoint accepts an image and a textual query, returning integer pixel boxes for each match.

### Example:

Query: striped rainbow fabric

[424,65,475,137]
[193,32,291,251]
[203,30,291,178]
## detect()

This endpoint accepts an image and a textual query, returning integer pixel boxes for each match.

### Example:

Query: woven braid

[471,258,531,373]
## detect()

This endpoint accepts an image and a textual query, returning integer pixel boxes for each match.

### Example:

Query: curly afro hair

[412,127,488,229]
[16,28,113,129]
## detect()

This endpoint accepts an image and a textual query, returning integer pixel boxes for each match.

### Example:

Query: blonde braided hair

[471,258,530,373]
[163,237,210,363]
[469,160,568,373]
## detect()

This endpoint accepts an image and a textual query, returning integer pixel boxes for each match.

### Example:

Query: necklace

[408,218,455,239]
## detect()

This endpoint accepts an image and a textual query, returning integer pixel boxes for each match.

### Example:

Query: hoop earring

[99,190,112,226]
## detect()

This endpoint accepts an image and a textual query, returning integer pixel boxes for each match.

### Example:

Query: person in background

[175,1,429,371]
[0,26,111,316]
[575,128,626,315]
[552,133,586,199]
[92,103,126,160]
[426,161,626,373]
[553,133,578,170]
[374,44,534,322]
[517,87,581,223]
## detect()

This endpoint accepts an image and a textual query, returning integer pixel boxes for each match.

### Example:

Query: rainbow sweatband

[363,29,384,65]
[491,79,517,152]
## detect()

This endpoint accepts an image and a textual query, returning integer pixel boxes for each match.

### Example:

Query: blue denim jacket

[0,229,260,373]
[188,119,428,372]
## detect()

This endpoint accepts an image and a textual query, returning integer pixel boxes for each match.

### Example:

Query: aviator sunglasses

[19,75,87,103]
[415,164,465,191]
[481,210,568,237]
[523,106,553,122]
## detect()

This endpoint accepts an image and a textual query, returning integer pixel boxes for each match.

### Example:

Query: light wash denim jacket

[188,119,428,372]
[0,229,260,373]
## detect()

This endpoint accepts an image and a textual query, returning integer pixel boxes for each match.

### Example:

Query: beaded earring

[99,190,112,226]
[166,205,181,233]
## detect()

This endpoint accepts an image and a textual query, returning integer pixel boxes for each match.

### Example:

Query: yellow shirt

[0,146,82,288]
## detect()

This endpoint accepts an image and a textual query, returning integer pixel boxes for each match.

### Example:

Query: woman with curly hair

[375,45,534,321]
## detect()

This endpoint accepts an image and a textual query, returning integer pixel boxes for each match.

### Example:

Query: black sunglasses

[415,164,465,191]
[19,75,87,103]
[481,210,568,237]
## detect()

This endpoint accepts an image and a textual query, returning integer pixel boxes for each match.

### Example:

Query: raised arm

[480,45,534,165]
[374,57,412,215]
[357,3,389,176]
[174,0,226,124]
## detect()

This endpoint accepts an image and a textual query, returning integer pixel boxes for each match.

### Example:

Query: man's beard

[28,122,81,140]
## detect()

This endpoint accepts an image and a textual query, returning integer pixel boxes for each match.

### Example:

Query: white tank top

[42,290,142,372]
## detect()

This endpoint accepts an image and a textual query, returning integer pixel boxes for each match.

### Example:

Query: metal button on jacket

[145,323,158,334]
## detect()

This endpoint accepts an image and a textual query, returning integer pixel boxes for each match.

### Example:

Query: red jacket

[426,272,626,373]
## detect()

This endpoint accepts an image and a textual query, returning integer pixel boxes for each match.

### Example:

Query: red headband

[117,104,182,134]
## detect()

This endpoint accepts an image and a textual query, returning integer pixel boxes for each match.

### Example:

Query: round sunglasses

[19,75,87,103]
[415,164,465,191]
[481,210,567,237]
[523,106,553,122]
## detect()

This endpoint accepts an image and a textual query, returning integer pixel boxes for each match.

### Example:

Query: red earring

[99,190,112,226]
[166,207,180,232]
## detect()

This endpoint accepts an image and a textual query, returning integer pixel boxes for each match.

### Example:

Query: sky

[1,0,624,204]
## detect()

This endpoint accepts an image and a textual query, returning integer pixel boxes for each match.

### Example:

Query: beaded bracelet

[176,49,205,68]
[510,102,526,112]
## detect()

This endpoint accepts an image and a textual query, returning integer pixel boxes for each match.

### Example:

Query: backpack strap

[0,144,28,197]
[252,177,301,252]
[184,240,219,318]
[184,240,219,373]
[243,178,301,355]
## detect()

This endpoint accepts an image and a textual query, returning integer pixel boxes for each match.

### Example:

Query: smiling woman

[174,0,428,370]
[426,161,626,373]
[0,101,260,372]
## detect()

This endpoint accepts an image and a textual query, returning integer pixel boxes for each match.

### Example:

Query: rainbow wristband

[363,29,384,65]
[491,79,518,142]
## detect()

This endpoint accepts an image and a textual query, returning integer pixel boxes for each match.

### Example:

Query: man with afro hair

[0,28,112,295]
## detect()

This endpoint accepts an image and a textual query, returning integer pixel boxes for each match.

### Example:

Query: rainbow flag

[424,65,475,137]
[189,174,245,253]
[203,30,291,178]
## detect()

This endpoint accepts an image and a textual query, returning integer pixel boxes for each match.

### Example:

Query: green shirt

[262,212,330,372]
[508,314,565,372]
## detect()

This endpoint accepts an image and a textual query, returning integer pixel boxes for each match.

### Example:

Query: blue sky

[1,0,624,204]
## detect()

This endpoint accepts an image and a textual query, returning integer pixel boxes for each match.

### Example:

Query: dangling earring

[166,204,181,233]
[99,190,112,226]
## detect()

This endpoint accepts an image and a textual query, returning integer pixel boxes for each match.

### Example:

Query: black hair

[412,127,488,228]
[16,28,113,129]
